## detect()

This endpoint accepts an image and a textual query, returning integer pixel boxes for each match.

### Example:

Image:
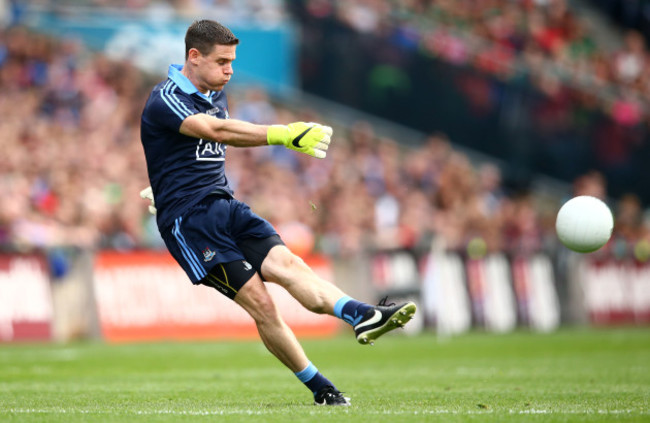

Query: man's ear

[187,48,200,64]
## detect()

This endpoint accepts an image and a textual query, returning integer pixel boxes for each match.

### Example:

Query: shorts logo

[242,261,252,271]
[203,247,216,262]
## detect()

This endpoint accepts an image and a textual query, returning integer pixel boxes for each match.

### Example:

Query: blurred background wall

[0,0,649,343]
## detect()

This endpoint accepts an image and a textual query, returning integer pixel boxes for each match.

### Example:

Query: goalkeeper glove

[140,186,157,215]
[267,122,332,158]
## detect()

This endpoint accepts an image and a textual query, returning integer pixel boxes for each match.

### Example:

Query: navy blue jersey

[141,64,234,230]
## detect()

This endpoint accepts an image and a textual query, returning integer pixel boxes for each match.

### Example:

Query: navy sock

[295,362,334,395]
[333,296,373,326]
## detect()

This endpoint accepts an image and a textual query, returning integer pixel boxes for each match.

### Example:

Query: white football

[555,196,614,253]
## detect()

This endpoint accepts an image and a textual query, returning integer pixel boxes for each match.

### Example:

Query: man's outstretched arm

[180,113,331,158]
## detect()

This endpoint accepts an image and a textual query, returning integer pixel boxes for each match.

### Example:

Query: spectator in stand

[613,30,647,85]
[612,193,644,254]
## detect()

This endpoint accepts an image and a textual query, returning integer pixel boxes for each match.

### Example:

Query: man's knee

[260,245,306,282]
[236,280,280,324]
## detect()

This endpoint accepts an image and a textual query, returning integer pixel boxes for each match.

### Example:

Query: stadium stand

[0,3,649,337]
[289,0,650,204]
[0,23,552,256]
[0,21,648,258]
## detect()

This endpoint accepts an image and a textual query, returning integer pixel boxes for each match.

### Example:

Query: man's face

[193,44,236,92]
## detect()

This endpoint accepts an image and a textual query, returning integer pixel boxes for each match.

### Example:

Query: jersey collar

[168,64,214,101]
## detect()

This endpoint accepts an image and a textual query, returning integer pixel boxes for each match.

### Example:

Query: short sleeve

[144,81,199,132]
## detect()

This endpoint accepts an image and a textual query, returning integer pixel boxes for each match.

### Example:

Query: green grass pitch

[1,328,648,422]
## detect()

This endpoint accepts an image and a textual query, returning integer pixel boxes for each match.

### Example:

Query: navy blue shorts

[160,194,280,284]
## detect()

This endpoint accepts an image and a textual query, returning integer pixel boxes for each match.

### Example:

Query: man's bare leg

[234,274,309,372]
[259,245,347,314]
[234,273,349,405]
[260,244,417,345]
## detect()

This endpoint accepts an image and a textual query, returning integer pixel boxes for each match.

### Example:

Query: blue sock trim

[333,296,352,319]
[294,362,318,383]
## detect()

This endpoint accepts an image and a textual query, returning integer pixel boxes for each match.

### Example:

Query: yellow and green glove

[267,122,332,158]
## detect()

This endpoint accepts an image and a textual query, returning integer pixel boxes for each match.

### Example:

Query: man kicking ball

[139,19,416,406]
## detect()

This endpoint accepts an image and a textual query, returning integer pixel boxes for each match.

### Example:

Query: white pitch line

[3,408,648,416]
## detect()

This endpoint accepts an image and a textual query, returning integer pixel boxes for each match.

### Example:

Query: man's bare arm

[179,113,268,147]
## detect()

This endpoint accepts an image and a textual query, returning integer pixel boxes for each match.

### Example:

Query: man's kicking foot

[354,298,417,345]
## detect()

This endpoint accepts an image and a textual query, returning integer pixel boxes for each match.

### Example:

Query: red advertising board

[93,250,340,342]
[0,254,52,342]
[580,259,650,325]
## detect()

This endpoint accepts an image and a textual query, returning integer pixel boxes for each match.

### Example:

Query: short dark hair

[185,20,239,59]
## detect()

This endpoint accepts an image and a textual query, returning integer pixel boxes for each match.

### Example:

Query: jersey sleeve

[145,83,199,132]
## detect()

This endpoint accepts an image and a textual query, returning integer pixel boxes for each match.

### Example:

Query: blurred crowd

[0,26,151,250]
[11,0,650,120]
[292,0,650,206]
[6,0,286,25]
[1,25,649,262]
[296,0,650,125]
